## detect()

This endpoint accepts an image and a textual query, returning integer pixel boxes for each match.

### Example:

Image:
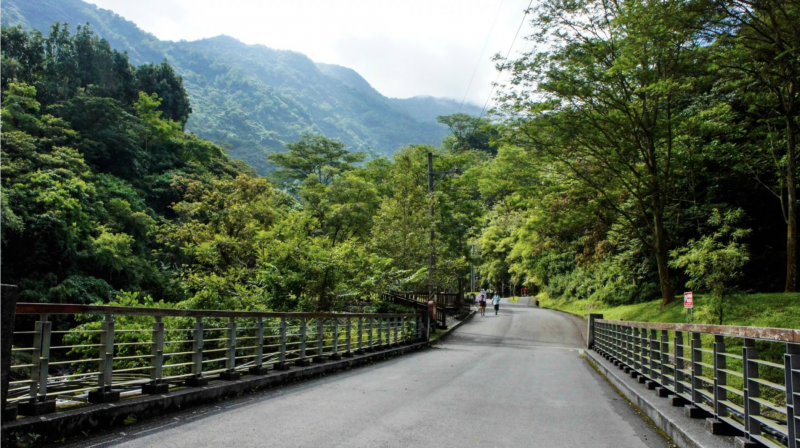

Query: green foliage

[268,134,365,188]
[437,113,497,155]
[670,209,751,324]
[1,26,239,305]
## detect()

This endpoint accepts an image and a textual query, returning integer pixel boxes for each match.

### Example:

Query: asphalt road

[91,298,672,448]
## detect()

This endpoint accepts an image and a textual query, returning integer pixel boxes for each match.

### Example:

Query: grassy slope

[539,292,800,329]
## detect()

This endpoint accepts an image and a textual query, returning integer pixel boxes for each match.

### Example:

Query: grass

[539,291,800,329]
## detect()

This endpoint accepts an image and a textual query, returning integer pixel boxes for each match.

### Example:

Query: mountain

[2,0,483,174]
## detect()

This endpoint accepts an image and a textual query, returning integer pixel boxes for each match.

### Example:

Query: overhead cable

[458,0,505,114]
[479,0,533,119]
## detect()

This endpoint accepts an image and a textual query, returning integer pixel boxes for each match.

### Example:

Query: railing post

[367,317,374,351]
[743,338,761,441]
[393,316,400,346]
[357,316,364,354]
[89,314,120,403]
[275,317,289,371]
[641,327,648,377]
[658,330,664,390]
[186,317,208,387]
[1,285,19,422]
[631,326,640,375]
[314,318,326,363]
[388,317,394,346]
[785,343,799,448]
[330,318,341,360]
[377,317,383,348]
[627,326,634,369]
[690,332,703,407]
[296,317,309,366]
[713,335,727,420]
[18,315,55,415]
[608,324,619,361]
[249,317,268,375]
[587,314,603,349]
[641,327,649,378]
[344,317,353,357]
[143,316,168,394]
[648,329,659,385]
[220,317,240,380]
[674,331,685,400]
[385,317,391,346]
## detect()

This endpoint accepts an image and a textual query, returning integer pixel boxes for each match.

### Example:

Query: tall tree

[268,134,365,187]
[712,0,800,291]
[499,0,713,306]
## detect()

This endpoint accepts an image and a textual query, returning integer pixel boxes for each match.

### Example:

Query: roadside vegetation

[541,292,800,330]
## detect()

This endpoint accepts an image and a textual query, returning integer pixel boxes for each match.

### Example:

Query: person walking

[479,295,487,316]
[475,290,484,311]
[492,292,501,315]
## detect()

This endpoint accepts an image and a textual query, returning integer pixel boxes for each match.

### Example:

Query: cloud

[84,0,531,106]
[330,34,488,104]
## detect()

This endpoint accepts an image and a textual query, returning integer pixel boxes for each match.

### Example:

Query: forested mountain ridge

[2,0,482,174]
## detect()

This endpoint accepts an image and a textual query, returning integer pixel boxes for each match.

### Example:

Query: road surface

[87,298,671,447]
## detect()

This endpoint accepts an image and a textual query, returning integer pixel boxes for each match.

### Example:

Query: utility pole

[470,245,475,293]
[428,152,435,299]
[426,152,461,300]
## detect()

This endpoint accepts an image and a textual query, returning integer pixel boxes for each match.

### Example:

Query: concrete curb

[432,310,476,344]
[584,349,734,448]
[1,341,431,445]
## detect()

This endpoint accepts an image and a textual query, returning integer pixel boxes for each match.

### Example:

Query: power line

[479,0,533,119]
[458,0,505,114]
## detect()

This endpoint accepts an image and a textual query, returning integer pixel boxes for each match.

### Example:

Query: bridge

[2,296,799,448]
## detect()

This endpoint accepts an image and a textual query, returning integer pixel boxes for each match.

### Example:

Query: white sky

[84,0,533,106]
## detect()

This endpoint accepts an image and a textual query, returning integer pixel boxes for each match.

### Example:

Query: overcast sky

[84,0,533,106]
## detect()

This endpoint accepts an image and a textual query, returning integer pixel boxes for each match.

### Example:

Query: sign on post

[684,292,694,323]
[683,292,694,308]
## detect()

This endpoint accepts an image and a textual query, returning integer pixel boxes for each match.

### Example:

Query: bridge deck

[79,298,671,448]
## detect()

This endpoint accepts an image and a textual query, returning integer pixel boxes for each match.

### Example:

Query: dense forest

[1,0,483,175]
[2,0,799,318]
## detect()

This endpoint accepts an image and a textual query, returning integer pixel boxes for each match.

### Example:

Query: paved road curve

[104,298,671,448]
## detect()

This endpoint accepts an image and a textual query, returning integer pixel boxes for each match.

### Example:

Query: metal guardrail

[7,303,422,417]
[591,318,800,448]
[382,292,468,328]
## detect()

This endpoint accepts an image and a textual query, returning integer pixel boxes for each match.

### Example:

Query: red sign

[684,292,694,309]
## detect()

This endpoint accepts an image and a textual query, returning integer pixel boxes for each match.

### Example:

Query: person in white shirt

[492,293,501,315]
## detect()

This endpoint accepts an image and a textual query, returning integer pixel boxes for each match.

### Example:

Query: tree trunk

[653,210,674,307]
[786,116,797,292]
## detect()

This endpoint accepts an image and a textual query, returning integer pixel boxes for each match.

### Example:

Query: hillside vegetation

[1,0,482,174]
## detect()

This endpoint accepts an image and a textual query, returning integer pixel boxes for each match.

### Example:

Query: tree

[499,0,714,306]
[437,113,498,155]
[268,134,365,187]
[135,60,192,127]
[711,0,800,291]
[670,209,750,324]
